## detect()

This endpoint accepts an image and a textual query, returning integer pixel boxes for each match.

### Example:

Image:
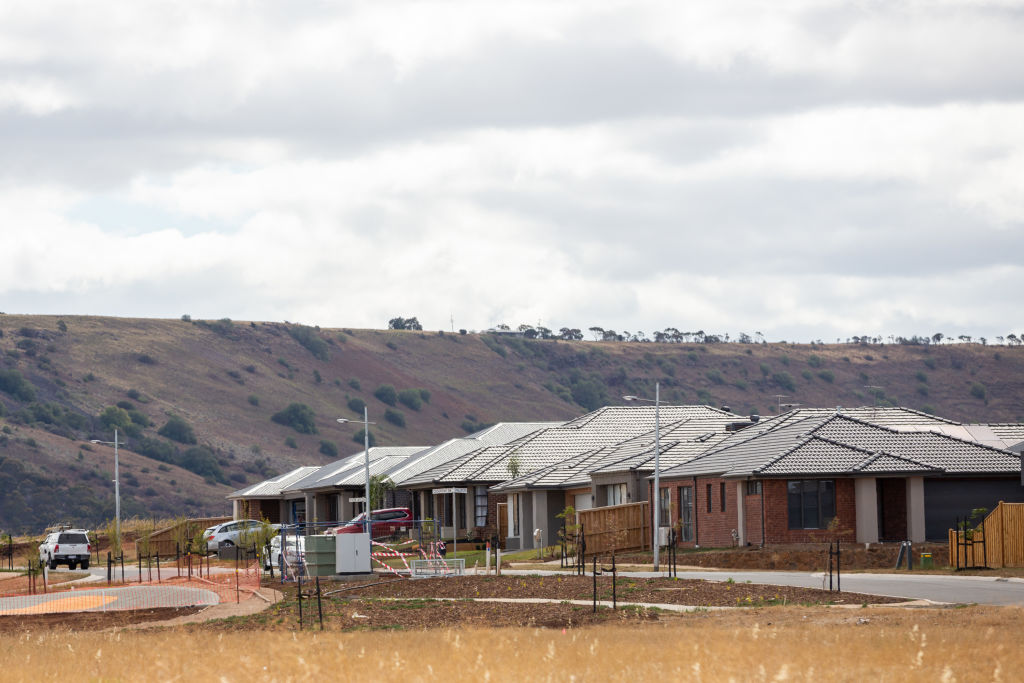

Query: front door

[496,503,508,548]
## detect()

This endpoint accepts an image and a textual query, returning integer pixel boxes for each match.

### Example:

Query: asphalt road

[503,568,1024,606]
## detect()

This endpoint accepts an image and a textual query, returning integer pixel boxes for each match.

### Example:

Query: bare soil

[0,606,206,633]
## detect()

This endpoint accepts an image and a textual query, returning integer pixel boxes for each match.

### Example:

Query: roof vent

[721,405,731,413]
[750,414,760,423]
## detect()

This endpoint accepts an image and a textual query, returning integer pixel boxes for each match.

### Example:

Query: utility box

[305,535,337,577]
[336,533,372,575]
[920,552,933,569]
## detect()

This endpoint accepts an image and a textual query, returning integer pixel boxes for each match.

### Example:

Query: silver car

[202,519,267,551]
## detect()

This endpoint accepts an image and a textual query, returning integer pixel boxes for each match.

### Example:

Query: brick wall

[762,479,857,543]
[659,477,859,546]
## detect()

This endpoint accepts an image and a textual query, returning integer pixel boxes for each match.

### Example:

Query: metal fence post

[107,551,112,585]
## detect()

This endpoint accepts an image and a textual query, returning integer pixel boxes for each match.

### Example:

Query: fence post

[592,555,598,613]
[316,576,324,631]
[836,538,841,592]
[107,551,112,585]
[156,553,161,583]
[120,553,125,583]
[612,555,617,610]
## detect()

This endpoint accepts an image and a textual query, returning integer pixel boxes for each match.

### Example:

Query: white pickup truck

[39,529,92,570]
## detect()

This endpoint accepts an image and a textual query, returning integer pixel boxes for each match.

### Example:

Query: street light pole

[622,382,661,572]
[338,411,375,534]
[90,428,121,550]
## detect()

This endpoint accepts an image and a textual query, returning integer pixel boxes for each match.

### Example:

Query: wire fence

[0,551,262,616]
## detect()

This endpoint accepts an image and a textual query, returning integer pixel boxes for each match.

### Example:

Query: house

[227,466,321,523]
[280,446,430,527]
[656,408,1024,547]
[407,405,742,550]
[491,411,750,547]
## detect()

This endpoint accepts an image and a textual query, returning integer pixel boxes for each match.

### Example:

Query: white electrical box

[335,533,372,574]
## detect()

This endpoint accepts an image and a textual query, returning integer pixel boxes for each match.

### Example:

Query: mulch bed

[0,606,206,633]
[335,574,904,607]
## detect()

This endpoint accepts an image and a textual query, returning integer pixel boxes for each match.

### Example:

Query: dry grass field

[1,605,1020,681]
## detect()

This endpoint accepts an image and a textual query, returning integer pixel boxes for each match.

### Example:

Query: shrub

[759,363,771,378]
[385,408,406,427]
[319,440,339,457]
[244,364,257,374]
[287,324,329,361]
[817,370,835,383]
[347,397,366,414]
[285,436,298,449]
[348,378,361,390]
[419,389,431,403]
[247,395,260,406]
[916,386,929,397]
[0,369,36,402]
[135,437,178,464]
[923,358,936,370]
[127,410,151,427]
[970,383,987,401]
[916,371,928,384]
[352,428,376,447]
[397,389,423,411]
[126,388,148,402]
[705,369,724,385]
[178,446,226,483]
[181,314,192,322]
[801,370,813,381]
[137,353,157,365]
[374,385,398,406]
[771,372,796,392]
[313,370,322,384]
[116,400,134,410]
[271,403,317,434]
[807,354,823,368]
[158,416,198,444]
[99,406,132,430]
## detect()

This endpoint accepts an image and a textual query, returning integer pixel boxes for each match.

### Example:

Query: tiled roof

[428,405,741,486]
[662,412,1021,479]
[228,466,321,499]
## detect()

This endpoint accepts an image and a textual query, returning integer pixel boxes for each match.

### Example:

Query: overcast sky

[2,1,1022,341]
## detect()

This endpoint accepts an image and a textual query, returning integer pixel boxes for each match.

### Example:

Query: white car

[202,519,270,551]
[265,534,305,571]
[39,529,92,570]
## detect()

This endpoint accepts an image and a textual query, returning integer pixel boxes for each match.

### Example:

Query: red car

[330,507,414,538]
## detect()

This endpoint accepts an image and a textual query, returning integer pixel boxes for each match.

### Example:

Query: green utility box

[919,552,933,569]
[304,534,337,577]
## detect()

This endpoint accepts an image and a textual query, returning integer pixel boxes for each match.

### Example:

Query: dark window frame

[787,479,836,530]
[746,480,762,495]
[706,483,712,513]
[720,482,726,512]
[678,486,694,542]
[658,487,671,527]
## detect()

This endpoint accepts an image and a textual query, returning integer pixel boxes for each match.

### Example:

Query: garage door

[924,478,1024,541]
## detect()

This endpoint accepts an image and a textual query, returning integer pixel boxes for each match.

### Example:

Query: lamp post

[90,428,122,551]
[338,409,375,534]
[622,382,662,572]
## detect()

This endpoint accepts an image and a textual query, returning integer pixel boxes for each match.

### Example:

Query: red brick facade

[657,477,857,547]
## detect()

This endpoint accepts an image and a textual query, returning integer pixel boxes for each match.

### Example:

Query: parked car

[38,529,91,570]
[202,519,273,551]
[329,507,413,539]
[265,534,305,571]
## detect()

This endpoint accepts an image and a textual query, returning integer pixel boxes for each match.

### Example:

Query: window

[511,494,520,536]
[658,487,671,527]
[720,482,726,512]
[678,486,693,542]
[746,480,762,495]
[457,493,467,530]
[787,480,836,529]
[475,486,488,527]
[607,483,627,506]
[706,484,712,513]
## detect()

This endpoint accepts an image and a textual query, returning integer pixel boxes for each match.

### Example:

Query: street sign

[432,487,468,495]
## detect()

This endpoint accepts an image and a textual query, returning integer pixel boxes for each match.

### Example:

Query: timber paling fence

[948,501,1024,569]
[0,549,262,616]
[577,502,650,557]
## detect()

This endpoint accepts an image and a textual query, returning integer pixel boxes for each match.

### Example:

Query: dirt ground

[0,606,207,633]
[608,542,951,571]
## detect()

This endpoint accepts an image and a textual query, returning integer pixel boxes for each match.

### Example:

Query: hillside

[1,314,1022,533]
